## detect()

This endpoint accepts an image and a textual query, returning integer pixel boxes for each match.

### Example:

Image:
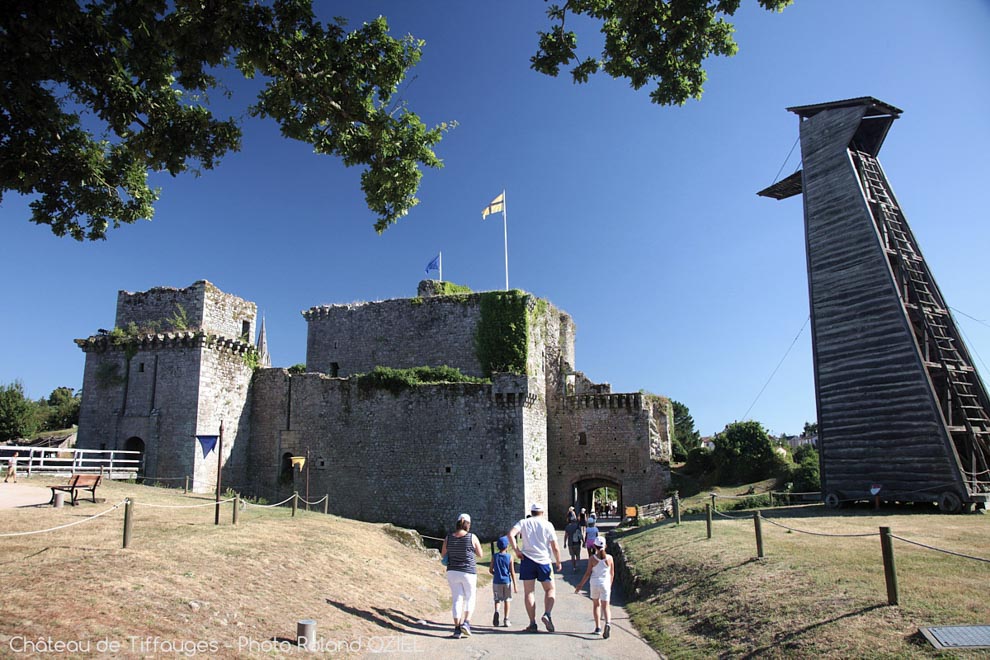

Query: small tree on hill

[671,399,702,461]
[712,420,782,484]
[0,381,38,442]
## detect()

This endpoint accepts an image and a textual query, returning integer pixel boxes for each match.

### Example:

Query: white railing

[0,446,141,479]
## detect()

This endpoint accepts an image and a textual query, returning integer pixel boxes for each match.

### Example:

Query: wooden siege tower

[759,97,990,512]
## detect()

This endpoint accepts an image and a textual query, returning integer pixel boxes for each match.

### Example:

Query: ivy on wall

[476,290,530,377]
[356,365,488,394]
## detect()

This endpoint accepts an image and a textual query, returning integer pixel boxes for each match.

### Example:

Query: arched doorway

[280,452,294,484]
[123,436,145,478]
[572,476,622,520]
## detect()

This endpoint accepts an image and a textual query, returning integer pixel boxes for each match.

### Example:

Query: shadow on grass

[324,599,451,637]
[739,603,887,658]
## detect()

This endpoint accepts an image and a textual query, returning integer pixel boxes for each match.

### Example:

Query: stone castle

[75,280,672,538]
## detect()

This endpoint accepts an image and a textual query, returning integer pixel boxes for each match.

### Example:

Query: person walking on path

[441,513,484,638]
[4,452,18,483]
[584,515,600,560]
[563,516,583,572]
[574,536,615,638]
[489,535,517,627]
[508,502,563,633]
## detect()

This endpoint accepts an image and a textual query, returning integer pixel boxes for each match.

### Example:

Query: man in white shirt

[508,502,563,632]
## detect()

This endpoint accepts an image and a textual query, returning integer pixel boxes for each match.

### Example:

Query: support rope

[0,500,126,537]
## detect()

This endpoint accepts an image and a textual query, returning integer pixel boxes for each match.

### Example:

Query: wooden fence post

[880,526,899,605]
[292,491,298,517]
[710,493,717,513]
[673,491,681,525]
[184,476,189,494]
[123,498,134,549]
[706,503,713,539]
[323,494,329,515]
[233,494,240,525]
[754,511,764,558]
[769,491,775,508]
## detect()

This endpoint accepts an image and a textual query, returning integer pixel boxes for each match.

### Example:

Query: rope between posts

[890,534,990,563]
[760,516,878,538]
[139,498,236,509]
[713,509,750,520]
[297,495,328,506]
[242,494,297,508]
[421,534,445,542]
[0,500,126,537]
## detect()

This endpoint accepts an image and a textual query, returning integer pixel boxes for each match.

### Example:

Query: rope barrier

[0,500,126,537]
[421,534,445,542]
[297,495,328,506]
[760,516,878,538]
[890,534,990,564]
[242,494,297,509]
[713,509,750,520]
[139,498,236,509]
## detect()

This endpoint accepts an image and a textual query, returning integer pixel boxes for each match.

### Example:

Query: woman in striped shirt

[441,512,484,638]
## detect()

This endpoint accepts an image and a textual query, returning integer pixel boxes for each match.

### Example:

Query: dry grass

[617,504,990,658]
[0,479,450,657]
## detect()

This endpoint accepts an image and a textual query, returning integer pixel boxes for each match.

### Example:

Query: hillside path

[363,528,659,659]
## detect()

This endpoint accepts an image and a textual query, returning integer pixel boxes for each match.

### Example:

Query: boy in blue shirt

[489,535,518,627]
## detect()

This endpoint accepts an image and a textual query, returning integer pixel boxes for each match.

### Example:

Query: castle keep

[76,280,672,538]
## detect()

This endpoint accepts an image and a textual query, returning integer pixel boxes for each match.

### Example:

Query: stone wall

[115,281,256,341]
[548,392,672,524]
[303,295,485,378]
[247,372,535,540]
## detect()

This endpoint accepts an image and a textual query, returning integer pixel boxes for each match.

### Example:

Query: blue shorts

[518,556,553,582]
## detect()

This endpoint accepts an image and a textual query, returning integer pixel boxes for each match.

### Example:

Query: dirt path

[0,479,53,508]
[363,529,659,659]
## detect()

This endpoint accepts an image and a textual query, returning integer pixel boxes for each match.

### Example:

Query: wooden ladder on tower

[853,150,990,495]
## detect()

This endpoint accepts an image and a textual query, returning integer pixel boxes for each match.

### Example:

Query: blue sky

[1,1,988,437]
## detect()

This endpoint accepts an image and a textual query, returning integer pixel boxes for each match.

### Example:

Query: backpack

[570,527,583,546]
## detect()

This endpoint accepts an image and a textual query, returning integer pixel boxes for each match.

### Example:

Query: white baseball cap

[457,513,471,523]
[530,502,544,513]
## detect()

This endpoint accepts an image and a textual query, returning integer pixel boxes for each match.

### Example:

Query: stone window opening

[578,431,587,446]
[330,362,339,377]
[138,362,145,373]
[241,321,251,339]
[445,466,452,473]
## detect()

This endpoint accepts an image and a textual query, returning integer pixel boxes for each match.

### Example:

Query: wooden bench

[50,469,103,506]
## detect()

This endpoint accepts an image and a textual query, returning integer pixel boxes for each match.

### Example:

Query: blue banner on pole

[196,435,219,458]
[425,254,440,274]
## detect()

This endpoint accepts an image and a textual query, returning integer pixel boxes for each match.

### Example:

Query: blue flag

[425,254,440,274]
[196,435,218,458]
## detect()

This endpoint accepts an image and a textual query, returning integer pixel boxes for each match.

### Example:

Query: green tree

[532,0,792,106]
[803,421,818,437]
[2,1,789,240]
[0,381,38,442]
[45,387,81,431]
[712,420,781,484]
[1,0,450,240]
[671,399,702,461]
[789,445,820,492]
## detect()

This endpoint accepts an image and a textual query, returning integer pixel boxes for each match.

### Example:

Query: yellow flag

[291,456,306,470]
[482,192,504,219]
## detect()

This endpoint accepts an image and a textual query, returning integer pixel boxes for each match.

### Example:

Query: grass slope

[0,479,449,657]
[616,505,990,658]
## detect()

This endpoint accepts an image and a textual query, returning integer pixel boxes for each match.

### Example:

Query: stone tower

[75,281,257,491]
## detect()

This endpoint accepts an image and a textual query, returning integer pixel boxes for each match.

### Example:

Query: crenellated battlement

[75,331,256,355]
[564,392,645,410]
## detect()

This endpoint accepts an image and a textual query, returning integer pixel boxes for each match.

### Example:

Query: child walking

[574,536,615,638]
[489,535,517,627]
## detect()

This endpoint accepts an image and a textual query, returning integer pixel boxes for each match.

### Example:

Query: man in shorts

[508,502,563,632]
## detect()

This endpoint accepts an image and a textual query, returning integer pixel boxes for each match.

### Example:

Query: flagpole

[502,189,508,291]
[439,251,443,283]
[214,420,224,526]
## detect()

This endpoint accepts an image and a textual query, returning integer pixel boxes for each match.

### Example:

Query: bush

[712,421,784,484]
[685,446,715,475]
[789,447,821,492]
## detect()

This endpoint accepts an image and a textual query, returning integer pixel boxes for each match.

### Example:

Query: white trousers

[446,570,477,621]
